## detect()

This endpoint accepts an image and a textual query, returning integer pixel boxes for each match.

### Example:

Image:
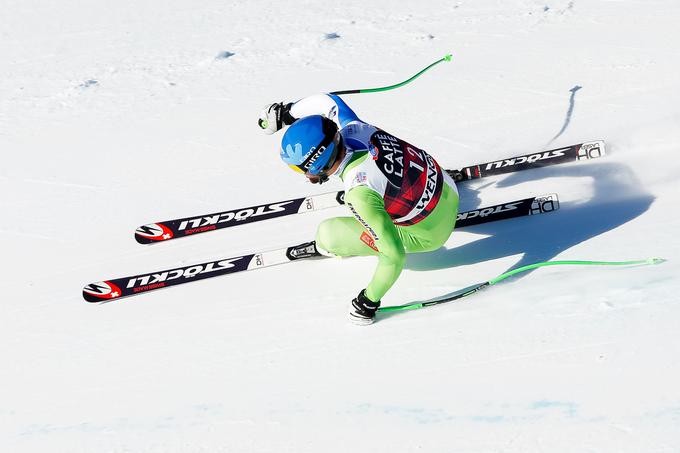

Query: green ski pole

[331,54,453,95]
[378,258,666,313]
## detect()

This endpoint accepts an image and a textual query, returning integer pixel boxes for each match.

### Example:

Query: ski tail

[456,193,559,228]
[448,140,605,182]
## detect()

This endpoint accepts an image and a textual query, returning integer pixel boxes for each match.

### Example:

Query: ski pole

[378,258,666,313]
[331,54,453,95]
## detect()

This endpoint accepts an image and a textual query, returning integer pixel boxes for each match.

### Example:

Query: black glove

[257,102,295,134]
[349,289,381,325]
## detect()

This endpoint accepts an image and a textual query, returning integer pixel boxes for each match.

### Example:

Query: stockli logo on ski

[83,281,122,302]
[82,255,258,302]
[452,140,606,182]
[135,200,306,244]
[135,223,174,243]
[455,194,559,228]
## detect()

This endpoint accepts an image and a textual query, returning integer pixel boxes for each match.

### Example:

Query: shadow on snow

[404,160,655,285]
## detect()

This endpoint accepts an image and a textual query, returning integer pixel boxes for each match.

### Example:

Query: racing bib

[369,131,444,226]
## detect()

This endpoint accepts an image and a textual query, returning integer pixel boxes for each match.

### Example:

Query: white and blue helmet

[280,115,342,177]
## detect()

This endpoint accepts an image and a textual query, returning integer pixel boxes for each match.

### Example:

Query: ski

[134,141,602,244]
[135,192,345,244]
[449,140,605,182]
[456,192,559,227]
[86,194,559,302]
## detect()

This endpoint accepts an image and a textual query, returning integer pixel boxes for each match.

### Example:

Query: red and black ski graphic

[135,193,344,244]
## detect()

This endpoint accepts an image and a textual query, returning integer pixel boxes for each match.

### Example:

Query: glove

[257,102,294,134]
[348,289,381,326]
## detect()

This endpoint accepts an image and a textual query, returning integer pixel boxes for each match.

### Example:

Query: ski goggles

[288,132,342,177]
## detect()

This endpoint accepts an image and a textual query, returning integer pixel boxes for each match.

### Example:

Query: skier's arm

[258,94,362,134]
[345,186,405,302]
[289,94,361,128]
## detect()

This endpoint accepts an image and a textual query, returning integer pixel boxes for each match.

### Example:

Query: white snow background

[1,0,680,452]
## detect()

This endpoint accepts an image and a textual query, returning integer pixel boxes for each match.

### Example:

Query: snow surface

[2,0,680,451]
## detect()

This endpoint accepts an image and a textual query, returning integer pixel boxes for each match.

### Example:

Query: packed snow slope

[2,1,680,452]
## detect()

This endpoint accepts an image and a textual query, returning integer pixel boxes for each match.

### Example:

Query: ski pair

[134,141,605,244]
[83,194,560,302]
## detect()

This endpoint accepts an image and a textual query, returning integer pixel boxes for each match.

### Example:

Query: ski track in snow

[2,0,680,452]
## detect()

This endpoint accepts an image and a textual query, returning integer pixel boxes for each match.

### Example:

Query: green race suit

[287,94,459,302]
[316,152,459,302]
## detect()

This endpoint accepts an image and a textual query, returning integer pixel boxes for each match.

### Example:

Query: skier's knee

[315,218,342,256]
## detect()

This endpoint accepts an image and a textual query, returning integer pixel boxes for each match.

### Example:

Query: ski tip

[134,223,173,244]
[444,53,453,62]
[649,258,667,265]
[134,233,153,244]
[134,233,163,244]
[82,291,102,303]
[82,281,122,303]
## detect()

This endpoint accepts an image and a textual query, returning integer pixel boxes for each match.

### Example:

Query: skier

[258,94,459,325]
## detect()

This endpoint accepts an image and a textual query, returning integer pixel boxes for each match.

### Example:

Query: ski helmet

[280,115,342,177]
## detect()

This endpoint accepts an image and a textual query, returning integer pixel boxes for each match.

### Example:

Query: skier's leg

[317,181,458,257]
[315,217,381,257]
[398,181,459,253]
